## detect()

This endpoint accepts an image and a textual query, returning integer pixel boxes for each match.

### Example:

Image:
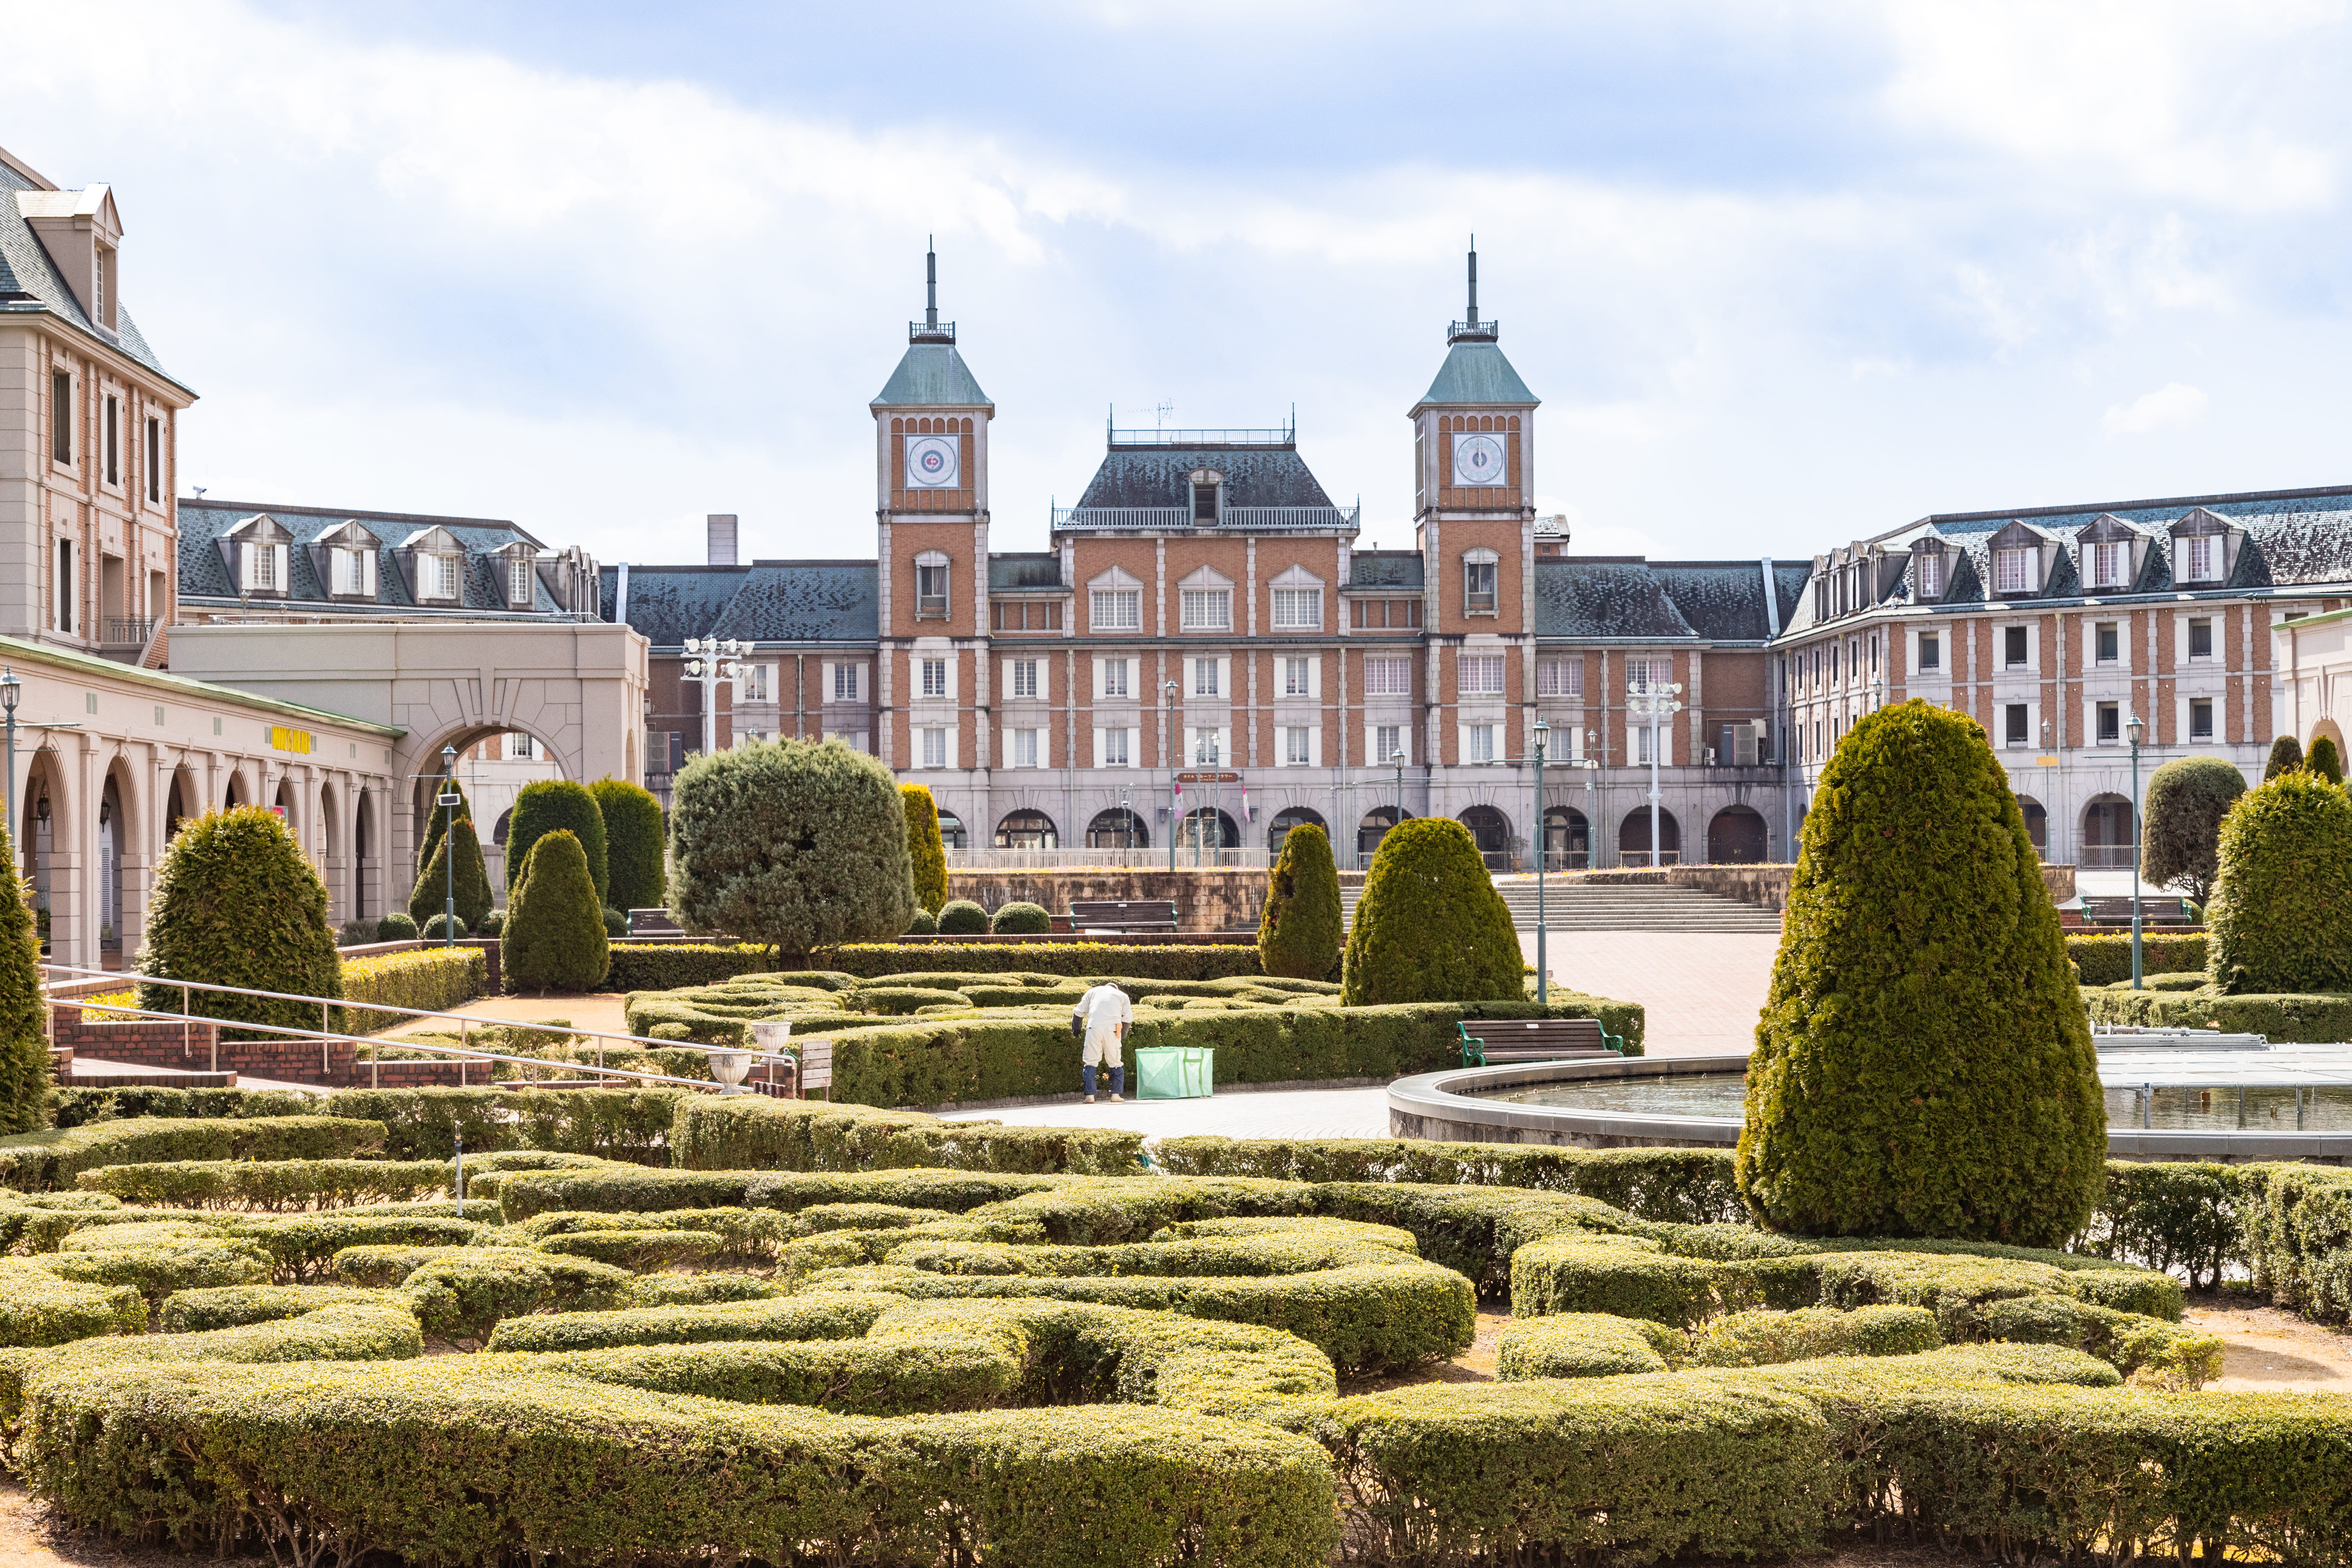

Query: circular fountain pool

[1388,1034,2352,1163]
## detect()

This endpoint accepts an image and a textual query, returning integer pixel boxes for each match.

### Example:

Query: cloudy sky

[5,1,2350,564]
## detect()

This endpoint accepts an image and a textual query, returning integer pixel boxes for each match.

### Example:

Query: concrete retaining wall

[947,869,1264,933]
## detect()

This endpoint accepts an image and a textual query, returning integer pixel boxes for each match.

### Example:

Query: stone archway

[1620,807,1682,867]
[1707,805,1768,865]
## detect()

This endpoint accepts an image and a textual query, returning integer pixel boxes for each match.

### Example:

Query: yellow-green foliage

[1258,822,1342,981]
[0,828,44,1136]
[1739,702,2106,1246]
[504,831,610,994]
[408,812,495,932]
[1342,818,1521,1005]
[900,782,949,913]
[340,947,486,1034]
[134,807,344,1042]
[2206,771,2352,993]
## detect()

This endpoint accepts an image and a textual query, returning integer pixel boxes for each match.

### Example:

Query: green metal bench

[1458,1017,1625,1066]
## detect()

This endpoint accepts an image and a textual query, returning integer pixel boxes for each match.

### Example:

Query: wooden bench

[1067,899,1179,935]
[628,908,684,937]
[2079,896,2198,926]
[1458,1017,1625,1066]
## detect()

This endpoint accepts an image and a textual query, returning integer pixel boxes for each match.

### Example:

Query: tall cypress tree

[1258,821,1343,980]
[0,824,49,1133]
[503,831,611,993]
[591,778,668,913]
[1737,701,2105,1246]
[2308,734,2344,786]
[900,782,949,914]
[409,814,495,932]
[2263,734,2305,781]
[1341,818,1520,1005]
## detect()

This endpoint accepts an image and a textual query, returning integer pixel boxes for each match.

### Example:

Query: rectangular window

[1010,660,1039,700]
[1365,656,1411,697]
[56,539,72,633]
[2188,618,2213,659]
[51,370,70,466]
[1280,725,1309,765]
[1180,588,1230,631]
[2005,703,2029,746]
[1192,727,1223,764]
[1537,658,1583,697]
[2004,625,2029,667]
[915,658,944,698]
[2190,698,2214,739]
[915,562,950,616]
[1012,729,1039,768]
[1626,656,1663,691]
[1919,631,1941,671]
[1099,728,1130,768]
[922,728,947,769]
[145,418,160,502]
[2091,540,2127,588]
[1101,658,1128,698]
[1284,656,1310,697]
[1467,724,1496,763]
[738,664,773,703]
[1916,552,1942,598]
[1463,559,1498,614]
[1460,653,1505,695]
[1272,588,1320,628]
[2098,701,2120,744]
[832,663,860,702]
[1091,588,1140,630]
[1376,724,1404,764]
[103,395,118,486]
[1635,725,1653,766]
[2185,535,2221,582]
[425,554,459,600]
[1995,547,2036,596]
[1193,658,1219,697]
[2096,623,2119,664]
[246,542,281,592]
[509,556,534,606]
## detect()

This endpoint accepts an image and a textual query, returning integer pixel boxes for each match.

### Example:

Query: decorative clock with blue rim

[1451,432,1506,488]
[906,434,960,488]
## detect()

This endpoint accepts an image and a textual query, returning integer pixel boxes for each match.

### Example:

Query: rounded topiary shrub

[375,912,419,942]
[2264,734,2304,781]
[901,783,950,915]
[477,909,506,938]
[602,907,628,937]
[2140,756,2247,906]
[591,778,667,914]
[905,907,938,936]
[2310,734,2344,786]
[936,899,989,936]
[409,812,494,934]
[1736,701,2105,1247]
[1259,822,1342,981]
[0,822,48,1133]
[990,901,1051,936]
[668,739,916,964]
[504,831,610,994]
[135,807,346,1041]
[506,779,609,906]
[2204,771,2352,994]
[1341,818,1519,1005]
[420,912,467,941]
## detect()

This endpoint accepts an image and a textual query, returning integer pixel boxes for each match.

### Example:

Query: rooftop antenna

[925,235,938,332]
[1466,234,1478,329]
[191,486,206,500]
[1156,400,1174,430]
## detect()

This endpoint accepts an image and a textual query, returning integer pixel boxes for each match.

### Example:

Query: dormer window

[427,555,461,600]
[508,555,535,607]
[1914,547,1943,599]
[1187,468,1224,526]
[224,514,296,598]
[91,246,106,326]
[1993,546,2037,596]
[2182,535,2222,583]
[241,540,286,593]
[2089,541,2128,589]
[333,547,375,596]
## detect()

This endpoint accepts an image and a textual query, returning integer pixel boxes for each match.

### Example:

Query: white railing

[1053,506,1187,529]
[1051,505,1361,532]
[1221,506,1360,530]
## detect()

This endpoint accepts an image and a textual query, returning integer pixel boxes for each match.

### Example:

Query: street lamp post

[681,638,750,759]
[2127,711,2146,990]
[1626,682,1684,867]
[437,744,459,948]
[1165,681,1178,874]
[1392,748,1407,827]
[1,669,18,850]
[1532,718,1549,1006]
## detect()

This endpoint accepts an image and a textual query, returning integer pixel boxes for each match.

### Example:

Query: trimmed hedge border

[2067,932,2207,986]
[2083,983,2352,1043]
[0,1116,388,1193]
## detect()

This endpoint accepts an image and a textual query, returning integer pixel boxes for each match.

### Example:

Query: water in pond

[1476,1072,2352,1131]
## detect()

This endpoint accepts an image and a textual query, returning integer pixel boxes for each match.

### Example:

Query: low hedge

[220,1213,489,1281]
[41,1231,274,1299]
[623,1272,778,1307]
[831,942,1268,981]
[382,1246,636,1344]
[2240,1163,2352,1323]
[323,1087,687,1163]
[0,1115,388,1192]
[602,943,778,991]
[48,1086,316,1128]
[492,1167,1066,1223]
[485,1290,899,1353]
[1494,1312,1678,1378]
[0,1258,145,1348]
[1685,1304,1942,1367]
[156,1283,393,1332]
[1158,1137,1740,1224]
[536,1229,721,1271]
[75,1159,459,1211]
[341,947,487,1034]
[2082,983,2352,1042]
[2067,932,2208,986]
[671,1097,1143,1175]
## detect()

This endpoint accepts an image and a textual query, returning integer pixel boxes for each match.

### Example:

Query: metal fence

[943,848,1271,871]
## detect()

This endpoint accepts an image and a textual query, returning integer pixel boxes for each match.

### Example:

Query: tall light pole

[1392,747,1408,829]
[2127,710,2145,990]
[1165,680,1179,874]
[437,744,459,946]
[1627,680,1684,867]
[1,670,19,851]
[1532,718,1549,1005]
[682,637,750,758]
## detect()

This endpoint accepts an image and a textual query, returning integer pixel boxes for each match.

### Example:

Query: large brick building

[609,248,2352,871]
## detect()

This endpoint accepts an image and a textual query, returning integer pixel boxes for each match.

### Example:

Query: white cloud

[2103,382,2210,435]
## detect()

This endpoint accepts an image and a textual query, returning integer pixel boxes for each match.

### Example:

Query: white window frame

[1012,728,1041,768]
[828,662,863,703]
[1271,587,1322,629]
[1191,726,1228,765]
[1090,587,1141,630]
[2189,697,2215,740]
[1917,630,1941,672]
[508,554,535,606]
[1916,551,1943,598]
[1193,657,1221,697]
[1009,659,1041,701]
[2183,534,2221,583]
[1282,725,1315,766]
[1462,549,1500,615]
[737,663,775,703]
[1537,658,1582,698]
[1097,656,1130,699]
[1095,726,1133,769]
[1180,587,1232,631]
[920,657,949,698]
[241,540,289,594]
[921,727,949,769]
[915,550,951,617]
[2089,540,2127,590]
[1465,723,1496,763]
[1375,725,1406,765]
[1460,652,1505,696]
[1365,656,1411,698]
[1283,656,1312,698]
[1994,547,2036,596]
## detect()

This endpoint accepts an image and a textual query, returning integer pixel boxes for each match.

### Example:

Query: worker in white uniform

[1073,980,1133,1103]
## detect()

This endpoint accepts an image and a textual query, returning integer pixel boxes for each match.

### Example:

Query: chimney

[706,514,738,567]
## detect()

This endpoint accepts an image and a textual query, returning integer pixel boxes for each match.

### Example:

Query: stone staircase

[1340,879,1783,934]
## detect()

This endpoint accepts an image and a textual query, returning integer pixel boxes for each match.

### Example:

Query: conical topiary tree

[506,779,608,906]
[1341,817,1520,1005]
[591,777,667,914]
[2309,734,2344,786]
[408,813,495,933]
[1736,701,2105,1246]
[901,783,949,915]
[2140,756,2247,906]
[0,825,48,1133]
[2264,734,2305,781]
[668,739,916,965]
[503,831,610,993]
[417,779,471,876]
[135,806,345,1041]
[1259,821,1343,980]
[2205,772,2352,994]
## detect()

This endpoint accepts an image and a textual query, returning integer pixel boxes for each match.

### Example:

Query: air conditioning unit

[1721,724,1763,767]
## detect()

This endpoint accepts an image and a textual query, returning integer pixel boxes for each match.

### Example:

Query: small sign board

[2033,755,2061,767]
[1176,771,1242,784]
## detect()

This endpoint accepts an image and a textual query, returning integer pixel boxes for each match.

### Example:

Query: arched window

[1620,808,1682,866]
[1358,806,1401,859]
[1458,804,1513,870]
[936,810,967,850]
[2082,794,2135,870]
[1542,806,1588,871]
[1176,808,1238,851]
[1707,805,1768,865]
[995,810,1057,850]
[1085,808,1147,849]
[2015,795,2048,857]
[1267,806,1325,853]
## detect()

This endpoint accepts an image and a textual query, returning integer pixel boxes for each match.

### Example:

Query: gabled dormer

[16,183,123,335]
[308,519,381,602]
[497,541,541,610]
[2168,506,2244,588]
[395,525,469,606]
[217,514,294,599]
[1985,520,2062,600]
[2074,513,2150,594]
[1908,536,1951,603]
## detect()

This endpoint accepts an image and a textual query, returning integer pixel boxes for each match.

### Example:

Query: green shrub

[134,807,344,1043]
[1685,1305,1941,1367]
[537,1229,721,1272]
[506,778,609,903]
[0,1257,145,1347]
[0,1115,388,1192]
[325,1086,684,1162]
[901,783,949,914]
[2206,772,2352,993]
[391,1246,635,1342]
[0,823,46,1136]
[989,901,1051,935]
[592,777,668,914]
[2083,984,2352,1042]
[2066,932,2207,986]
[1258,822,1342,981]
[219,1213,487,1281]
[2140,755,2248,905]
[419,912,466,940]
[1156,1138,1722,1219]
[491,1167,1066,1223]
[605,943,774,990]
[1342,818,1520,1005]
[504,831,611,994]
[340,946,486,1034]
[76,1158,456,1211]
[622,1272,780,1307]
[409,812,495,932]
[2264,732,2305,780]
[936,899,989,935]
[905,907,937,935]
[1495,1312,1678,1378]
[601,906,628,936]
[156,1283,391,1332]
[669,739,915,964]
[836,942,1263,980]
[1739,702,2105,1246]
[2239,1163,2352,1322]
[2078,1161,2250,1288]
[47,1085,313,1128]
[2312,733,2345,785]
[374,912,418,942]
[485,1291,894,1353]
[477,909,506,937]
[671,1096,1142,1175]
[43,1233,274,1298]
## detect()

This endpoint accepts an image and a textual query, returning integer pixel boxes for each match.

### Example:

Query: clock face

[1452,432,1507,488]
[906,434,960,488]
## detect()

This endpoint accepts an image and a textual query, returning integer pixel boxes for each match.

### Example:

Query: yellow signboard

[2033,755,2060,767]
[269,725,314,755]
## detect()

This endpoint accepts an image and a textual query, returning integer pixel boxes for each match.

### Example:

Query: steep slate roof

[177,499,552,613]
[0,158,182,388]
[989,553,1062,591]
[605,563,878,647]
[1648,562,1789,643]
[1536,559,1700,641]
[1347,550,1424,589]
[1414,340,1538,409]
[1075,446,1336,510]
[871,343,992,408]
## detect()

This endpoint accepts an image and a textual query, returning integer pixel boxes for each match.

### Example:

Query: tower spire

[910,236,955,343]
[925,235,938,330]
[1467,234,1478,328]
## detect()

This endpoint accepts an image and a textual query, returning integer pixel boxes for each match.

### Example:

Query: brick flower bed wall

[48,1009,497,1089]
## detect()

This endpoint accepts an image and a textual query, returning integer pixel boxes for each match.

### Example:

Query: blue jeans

[1083,1062,1125,1096]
